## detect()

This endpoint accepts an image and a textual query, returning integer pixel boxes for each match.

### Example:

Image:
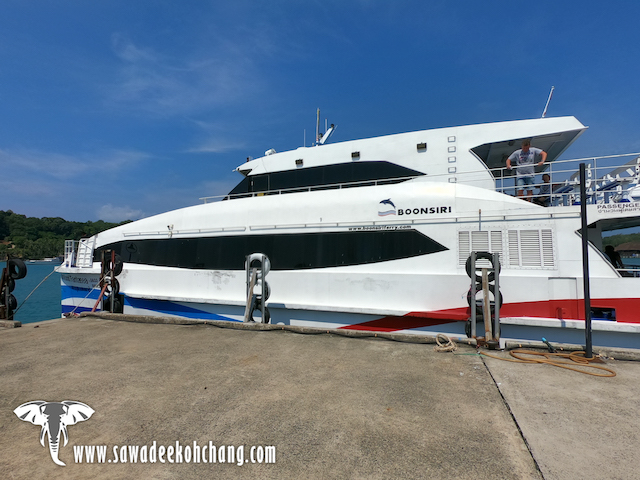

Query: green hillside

[0,210,130,260]
[602,232,640,248]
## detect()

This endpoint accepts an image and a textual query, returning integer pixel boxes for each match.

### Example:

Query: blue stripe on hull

[125,297,237,321]
[61,285,101,301]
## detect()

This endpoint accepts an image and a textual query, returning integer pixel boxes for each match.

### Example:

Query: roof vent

[351,151,360,159]
[417,142,427,151]
[265,148,276,156]
[295,159,303,166]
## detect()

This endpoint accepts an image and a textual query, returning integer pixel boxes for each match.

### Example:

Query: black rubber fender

[260,306,271,324]
[467,284,503,316]
[105,278,120,296]
[250,299,271,324]
[2,293,18,311]
[113,254,123,276]
[104,253,124,276]
[8,258,27,280]
[102,295,123,313]
[465,252,500,283]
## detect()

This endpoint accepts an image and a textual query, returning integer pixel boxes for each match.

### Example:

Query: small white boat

[59,116,640,349]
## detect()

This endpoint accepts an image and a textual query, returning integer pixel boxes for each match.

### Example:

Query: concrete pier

[1,314,639,479]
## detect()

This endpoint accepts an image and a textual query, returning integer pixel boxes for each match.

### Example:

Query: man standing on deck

[507,139,547,200]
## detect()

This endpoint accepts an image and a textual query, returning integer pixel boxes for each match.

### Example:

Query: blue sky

[1,1,639,222]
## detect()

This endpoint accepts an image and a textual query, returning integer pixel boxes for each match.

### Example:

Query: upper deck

[225,116,587,197]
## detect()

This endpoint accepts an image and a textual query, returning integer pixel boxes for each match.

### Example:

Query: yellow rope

[480,349,616,377]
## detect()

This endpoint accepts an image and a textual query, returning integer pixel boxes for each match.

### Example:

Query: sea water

[1,262,61,324]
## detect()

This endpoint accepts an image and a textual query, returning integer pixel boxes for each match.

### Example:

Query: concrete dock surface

[1,315,638,480]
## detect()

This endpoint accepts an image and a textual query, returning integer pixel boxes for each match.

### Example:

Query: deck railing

[63,238,95,268]
[200,153,640,207]
[492,153,640,206]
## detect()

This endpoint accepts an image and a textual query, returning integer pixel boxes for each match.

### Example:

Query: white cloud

[107,34,263,116]
[97,204,144,222]
[0,148,149,180]
[188,139,246,154]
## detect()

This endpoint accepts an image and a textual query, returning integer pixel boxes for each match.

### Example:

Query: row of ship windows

[101,229,448,271]
[227,161,424,196]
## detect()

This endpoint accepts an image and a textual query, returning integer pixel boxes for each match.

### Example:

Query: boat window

[227,161,424,197]
[100,229,447,271]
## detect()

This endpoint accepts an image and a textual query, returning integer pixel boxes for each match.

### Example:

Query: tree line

[602,232,640,248]
[0,210,130,260]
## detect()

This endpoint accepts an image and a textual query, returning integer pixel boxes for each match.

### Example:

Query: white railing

[199,175,419,203]
[492,153,640,206]
[63,238,96,268]
[63,240,76,267]
[199,152,640,207]
[617,267,640,278]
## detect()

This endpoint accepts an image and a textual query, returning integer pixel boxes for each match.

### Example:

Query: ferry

[59,116,640,349]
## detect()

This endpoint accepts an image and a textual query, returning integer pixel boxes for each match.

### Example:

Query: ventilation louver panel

[458,230,504,267]
[520,230,543,267]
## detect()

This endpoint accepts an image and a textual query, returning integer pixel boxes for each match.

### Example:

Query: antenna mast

[314,108,336,146]
[541,86,555,118]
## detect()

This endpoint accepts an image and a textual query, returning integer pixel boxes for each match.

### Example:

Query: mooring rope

[433,333,458,352]
[13,266,60,315]
[65,273,110,317]
[480,349,616,377]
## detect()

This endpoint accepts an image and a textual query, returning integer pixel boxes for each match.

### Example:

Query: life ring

[465,252,500,283]
[466,284,503,316]
[8,258,27,280]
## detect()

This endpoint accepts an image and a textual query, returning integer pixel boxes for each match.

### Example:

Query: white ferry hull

[58,116,640,350]
[60,268,640,349]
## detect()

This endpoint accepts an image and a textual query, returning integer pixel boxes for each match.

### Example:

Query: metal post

[260,256,266,321]
[244,267,257,323]
[1,258,8,320]
[110,250,115,313]
[579,163,593,358]
[492,252,500,342]
[482,268,492,341]
[470,251,477,337]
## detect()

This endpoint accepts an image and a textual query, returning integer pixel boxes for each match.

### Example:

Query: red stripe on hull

[339,310,466,332]
[340,297,640,332]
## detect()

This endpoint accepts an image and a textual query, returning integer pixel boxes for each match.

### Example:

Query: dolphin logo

[378,199,397,216]
[14,400,94,466]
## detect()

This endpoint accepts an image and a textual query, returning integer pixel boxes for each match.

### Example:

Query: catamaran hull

[58,116,640,350]
[60,262,640,349]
